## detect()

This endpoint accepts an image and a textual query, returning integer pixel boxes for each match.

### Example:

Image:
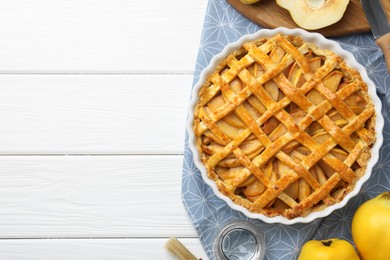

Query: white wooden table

[0,0,208,259]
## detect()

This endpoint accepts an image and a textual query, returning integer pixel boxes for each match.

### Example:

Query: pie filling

[193,34,376,219]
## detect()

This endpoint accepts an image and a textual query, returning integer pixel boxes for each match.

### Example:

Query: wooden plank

[0,0,207,73]
[0,238,208,260]
[227,0,380,37]
[0,155,198,238]
[0,75,192,154]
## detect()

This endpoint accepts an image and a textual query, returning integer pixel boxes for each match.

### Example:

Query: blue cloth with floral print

[182,1,390,259]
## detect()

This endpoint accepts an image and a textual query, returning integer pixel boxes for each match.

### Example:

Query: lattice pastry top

[193,33,376,219]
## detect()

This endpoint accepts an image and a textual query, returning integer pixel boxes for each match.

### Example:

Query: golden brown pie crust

[193,33,376,219]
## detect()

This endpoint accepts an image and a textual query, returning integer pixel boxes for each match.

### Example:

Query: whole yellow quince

[298,238,359,260]
[352,191,390,260]
[239,0,261,4]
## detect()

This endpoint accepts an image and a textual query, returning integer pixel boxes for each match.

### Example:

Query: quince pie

[193,33,376,219]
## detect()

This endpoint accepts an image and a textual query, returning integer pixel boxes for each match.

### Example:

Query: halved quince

[276,0,350,30]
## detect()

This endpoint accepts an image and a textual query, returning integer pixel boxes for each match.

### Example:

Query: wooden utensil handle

[376,32,390,73]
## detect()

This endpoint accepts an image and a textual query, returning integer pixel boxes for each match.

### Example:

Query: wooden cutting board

[227,0,390,37]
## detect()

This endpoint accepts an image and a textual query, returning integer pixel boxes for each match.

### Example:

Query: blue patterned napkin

[182,1,390,259]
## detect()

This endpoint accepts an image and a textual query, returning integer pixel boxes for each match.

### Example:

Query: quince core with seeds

[276,0,350,30]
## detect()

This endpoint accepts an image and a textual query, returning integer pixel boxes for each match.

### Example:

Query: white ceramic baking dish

[187,27,384,225]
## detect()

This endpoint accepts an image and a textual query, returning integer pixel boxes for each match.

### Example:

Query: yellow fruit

[352,192,390,260]
[298,238,359,260]
[239,0,261,4]
[276,0,350,30]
